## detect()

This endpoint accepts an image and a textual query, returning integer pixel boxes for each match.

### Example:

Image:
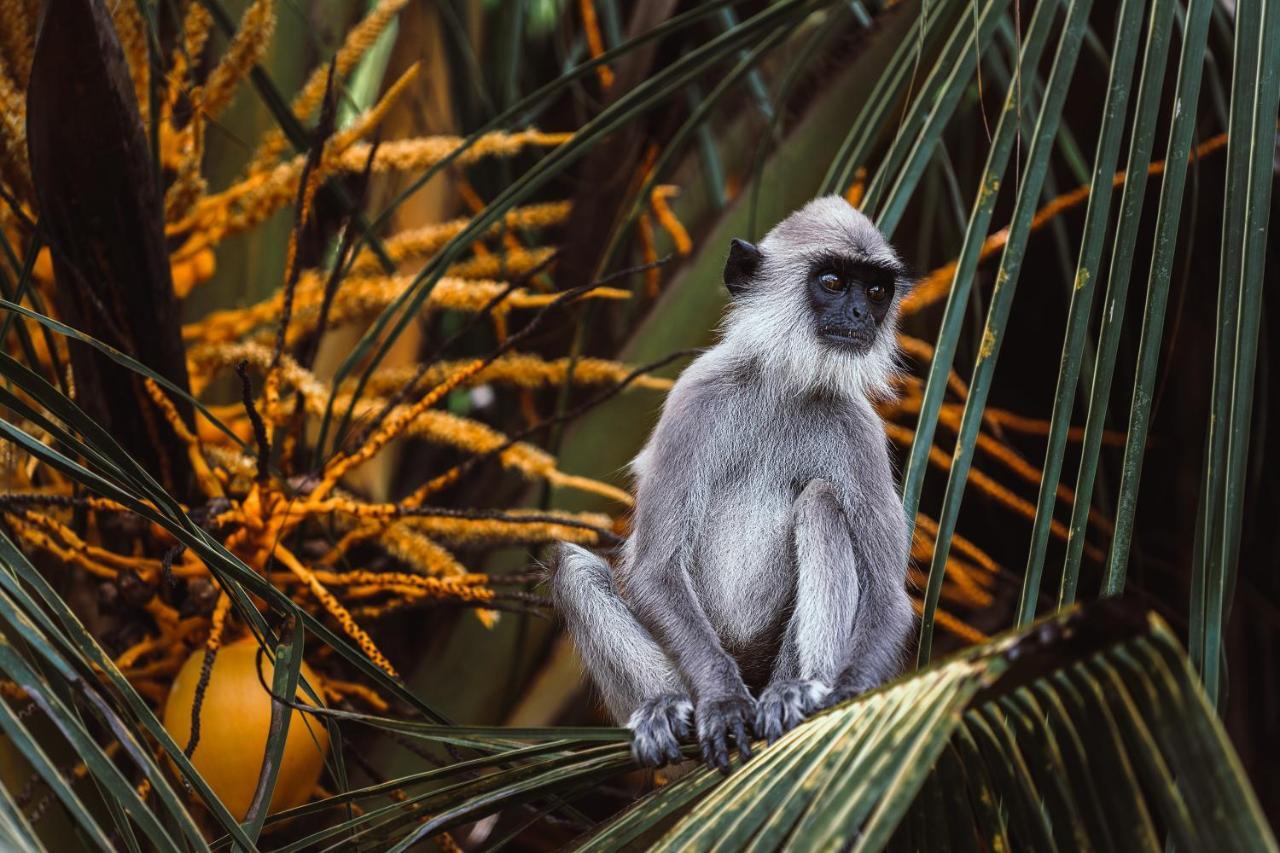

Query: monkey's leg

[825,574,914,706]
[551,544,692,767]
[755,479,857,743]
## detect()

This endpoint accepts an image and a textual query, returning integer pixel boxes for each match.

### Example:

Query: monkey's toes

[627,694,693,768]
[755,679,831,744]
[696,694,756,774]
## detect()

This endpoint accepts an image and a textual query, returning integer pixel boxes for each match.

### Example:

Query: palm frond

[573,604,1273,850]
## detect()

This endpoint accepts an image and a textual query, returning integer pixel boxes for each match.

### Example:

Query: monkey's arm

[624,397,755,771]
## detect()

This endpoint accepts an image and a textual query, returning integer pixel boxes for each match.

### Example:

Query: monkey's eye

[865,282,890,303]
[818,272,844,293]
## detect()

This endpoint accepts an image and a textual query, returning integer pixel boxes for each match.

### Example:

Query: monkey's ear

[723,239,761,297]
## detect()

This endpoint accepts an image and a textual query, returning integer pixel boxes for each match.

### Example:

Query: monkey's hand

[754,679,831,744]
[627,694,694,768]
[695,693,756,774]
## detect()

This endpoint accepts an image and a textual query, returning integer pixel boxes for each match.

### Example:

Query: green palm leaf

[573,604,1273,851]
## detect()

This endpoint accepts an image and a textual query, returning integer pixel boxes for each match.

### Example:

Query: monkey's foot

[823,670,881,708]
[696,694,756,774]
[627,694,693,768]
[755,679,831,744]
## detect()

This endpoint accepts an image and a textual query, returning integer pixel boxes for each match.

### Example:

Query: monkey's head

[719,195,908,400]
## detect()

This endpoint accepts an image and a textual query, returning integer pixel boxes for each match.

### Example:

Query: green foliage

[579,606,1272,851]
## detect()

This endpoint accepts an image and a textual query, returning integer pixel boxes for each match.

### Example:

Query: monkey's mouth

[818,326,874,352]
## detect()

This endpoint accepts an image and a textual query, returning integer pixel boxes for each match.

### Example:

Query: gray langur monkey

[551,196,914,773]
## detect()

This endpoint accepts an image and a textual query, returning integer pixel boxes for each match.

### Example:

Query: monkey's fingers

[732,716,753,762]
[669,705,693,742]
[697,694,756,773]
[700,726,732,774]
[631,733,666,768]
[663,736,684,766]
[631,720,677,768]
[628,694,694,768]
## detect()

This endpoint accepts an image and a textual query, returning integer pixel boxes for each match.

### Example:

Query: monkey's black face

[805,254,897,354]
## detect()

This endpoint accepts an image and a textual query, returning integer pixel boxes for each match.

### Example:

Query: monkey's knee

[795,478,840,514]
[793,479,847,541]
[791,478,856,588]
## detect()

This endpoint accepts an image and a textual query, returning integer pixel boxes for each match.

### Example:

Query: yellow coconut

[163,637,329,819]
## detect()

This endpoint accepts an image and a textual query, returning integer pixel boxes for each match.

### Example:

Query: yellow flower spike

[204,63,419,241]
[883,422,1106,563]
[446,246,557,280]
[318,359,489,498]
[364,353,673,395]
[321,677,390,713]
[163,1,214,117]
[912,513,1000,576]
[272,543,398,677]
[82,495,137,515]
[901,132,1229,315]
[171,130,567,251]
[515,287,629,308]
[349,201,571,275]
[116,635,169,670]
[400,515,607,547]
[343,582,493,605]
[378,525,469,577]
[650,185,692,256]
[7,510,162,579]
[337,130,574,175]
[163,110,208,223]
[33,242,216,300]
[109,0,150,128]
[327,62,421,157]
[198,0,275,121]
[0,59,30,196]
[170,247,217,298]
[578,0,614,89]
[142,379,225,499]
[844,167,868,208]
[5,515,118,580]
[910,598,988,645]
[246,0,411,173]
[310,567,490,592]
[190,342,641,506]
[182,274,625,347]
[0,1,33,82]
[636,212,661,297]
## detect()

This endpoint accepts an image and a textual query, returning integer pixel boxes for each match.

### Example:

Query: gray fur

[550,544,681,723]
[551,196,914,771]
